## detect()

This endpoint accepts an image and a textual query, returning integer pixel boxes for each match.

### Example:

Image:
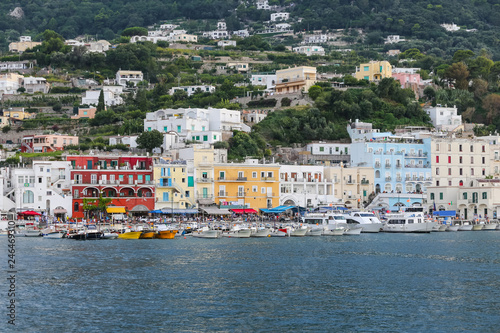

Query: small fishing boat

[250,227,271,237]
[191,228,221,239]
[43,231,65,239]
[270,228,288,237]
[290,226,308,237]
[344,227,362,235]
[118,231,142,239]
[155,230,177,239]
[139,230,155,239]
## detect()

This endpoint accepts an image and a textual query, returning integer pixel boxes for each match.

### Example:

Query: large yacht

[382,207,436,233]
[345,211,384,233]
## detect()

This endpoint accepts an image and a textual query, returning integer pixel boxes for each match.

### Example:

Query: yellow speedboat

[139,231,155,239]
[117,231,142,239]
[154,230,178,239]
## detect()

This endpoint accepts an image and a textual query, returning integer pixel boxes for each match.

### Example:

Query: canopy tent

[261,205,306,214]
[433,210,456,217]
[129,205,150,213]
[231,208,258,214]
[106,207,126,214]
[19,210,41,216]
[200,207,231,215]
[160,208,199,214]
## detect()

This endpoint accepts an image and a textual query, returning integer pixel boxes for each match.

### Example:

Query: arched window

[23,190,34,203]
[384,183,392,192]
[405,183,413,193]
[74,202,79,212]
[375,170,380,178]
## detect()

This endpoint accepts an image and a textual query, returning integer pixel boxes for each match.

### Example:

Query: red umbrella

[19,210,41,216]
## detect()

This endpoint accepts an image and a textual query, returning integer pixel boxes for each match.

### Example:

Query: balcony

[196,178,213,183]
[218,191,228,197]
[361,180,369,185]
[396,164,402,169]
[385,163,391,168]
[385,176,392,181]
[237,177,247,181]
[375,162,381,168]
[261,177,275,181]
[396,177,402,182]
[237,192,245,197]
[346,180,356,185]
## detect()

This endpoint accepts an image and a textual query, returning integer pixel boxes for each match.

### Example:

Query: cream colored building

[9,41,41,53]
[427,137,491,215]
[355,61,392,81]
[153,158,196,211]
[115,70,144,87]
[324,164,375,209]
[275,66,317,94]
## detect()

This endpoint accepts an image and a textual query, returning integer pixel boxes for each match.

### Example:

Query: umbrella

[19,210,41,216]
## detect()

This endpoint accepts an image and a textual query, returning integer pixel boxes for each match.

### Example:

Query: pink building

[21,134,79,153]
[392,72,421,89]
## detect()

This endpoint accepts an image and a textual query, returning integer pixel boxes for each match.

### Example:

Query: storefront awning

[200,207,231,215]
[129,205,149,213]
[53,208,67,214]
[107,207,126,214]
[161,208,199,214]
[231,208,258,214]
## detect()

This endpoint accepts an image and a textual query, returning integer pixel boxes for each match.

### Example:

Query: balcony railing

[385,177,392,181]
[375,163,381,168]
[361,180,369,185]
[261,177,275,181]
[196,178,213,183]
[385,163,391,168]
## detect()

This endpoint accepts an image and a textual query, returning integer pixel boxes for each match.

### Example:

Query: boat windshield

[333,216,346,221]
[360,213,375,217]
[304,218,324,225]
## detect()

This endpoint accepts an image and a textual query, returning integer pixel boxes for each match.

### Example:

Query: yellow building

[9,41,42,53]
[214,158,280,211]
[153,157,196,212]
[3,107,32,120]
[355,61,392,81]
[275,66,317,94]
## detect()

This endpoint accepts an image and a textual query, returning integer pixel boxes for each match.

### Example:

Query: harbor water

[3,232,500,332]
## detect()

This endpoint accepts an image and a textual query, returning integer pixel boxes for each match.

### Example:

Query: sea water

[3,232,500,332]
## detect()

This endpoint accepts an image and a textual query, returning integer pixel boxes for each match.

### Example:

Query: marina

[5,231,500,332]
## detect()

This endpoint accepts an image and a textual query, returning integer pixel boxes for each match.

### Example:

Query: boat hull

[155,230,177,239]
[344,227,362,235]
[43,231,65,239]
[472,224,484,231]
[290,228,308,237]
[222,229,252,238]
[382,221,436,233]
[118,231,142,239]
[483,223,498,230]
[139,231,155,239]
[323,228,344,236]
[446,225,459,232]
[192,230,221,239]
[359,223,383,233]
[251,229,271,237]
[306,228,324,236]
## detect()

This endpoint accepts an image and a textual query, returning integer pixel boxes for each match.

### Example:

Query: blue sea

[3,232,500,332]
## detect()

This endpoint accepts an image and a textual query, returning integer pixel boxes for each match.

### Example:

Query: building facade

[355,61,392,81]
[275,66,317,94]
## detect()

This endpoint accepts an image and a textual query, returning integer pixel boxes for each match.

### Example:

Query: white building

[305,141,351,164]
[160,24,179,31]
[256,0,271,10]
[169,85,216,97]
[279,165,336,208]
[0,73,23,97]
[250,73,277,90]
[87,40,111,53]
[218,40,237,48]
[109,135,138,148]
[441,23,460,32]
[203,30,230,39]
[293,45,325,56]
[20,36,32,42]
[392,68,420,74]
[12,161,73,217]
[384,35,406,44]
[217,21,227,31]
[275,23,292,32]
[233,29,250,38]
[0,60,34,71]
[115,70,144,87]
[81,86,124,106]
[144,108,250,148]
[347,119,391,142]
[22,76,50,94]
[425,105,462,131]
[303,35,328,44]
[271,12,290,22]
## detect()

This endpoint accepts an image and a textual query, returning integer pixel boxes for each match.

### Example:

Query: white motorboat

[250,228,271,237]
[322,228,345,236]
[192,228,221,239]
[302,212,348,236]
[43,231,65,239]
[222,228,252,238]
[102,232,119,239]
[482,222,498,230]
[345,211,384,233]
[20,229,41,237]
[289,226,308,237]
[472,222,484,231]
[446,225,459,232]
[382,207,436,233]
[306,227,324,236]
[456,220,473,231]
[270,228,288,237]
[344,227,362,235]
